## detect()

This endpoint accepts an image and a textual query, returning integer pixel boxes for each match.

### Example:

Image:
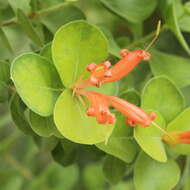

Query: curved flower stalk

[162,130,190,145]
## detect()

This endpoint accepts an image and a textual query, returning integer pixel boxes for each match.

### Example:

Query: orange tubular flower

[77,89,156,127]
[78,90,116,124]
[106,95,156,127]
[162,130,190,145]
[74,49,150,89]
[102,49,150,84]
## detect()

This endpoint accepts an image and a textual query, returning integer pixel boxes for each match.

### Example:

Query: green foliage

[10,93,35,135]
[160,0,190,54]
[0,61,10,83]
[100,0,158,23]
[96,114,137,163]
[52,20,108,87]
[0,28,14,54]
[54,89,114,144]
[150,50,190,88]
[1,0,190,189]
[29,111,61,137]
[40,5,85,34]
[102,155,126,185]
[51,139,77,167]
[134,111,167,162]
[134,152,180,190]
[8,0,31,14]
[11,53,62,116]
[17,9,43,47]
[142,76,185,123]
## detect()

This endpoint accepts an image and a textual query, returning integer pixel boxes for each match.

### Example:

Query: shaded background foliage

[1,0,190,189]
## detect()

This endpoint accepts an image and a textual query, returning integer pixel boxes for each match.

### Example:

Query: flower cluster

[77,89,156,127]
[73,48,155,128]
[73,48,190,146]
[74,49,150,89]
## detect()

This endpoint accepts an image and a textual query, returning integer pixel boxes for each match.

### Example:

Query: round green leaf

[54,89,114,144]
[11,53,62,116]
[166,108,190,154]
[150,50,190,88]
[29,111,62,138]
[134,152,180,190]
[52,20,108,87]
[102,155,126,185]
[134,111,167,162]
[100,0,158,23]
[142,76,185,123]
[96,114,137,163]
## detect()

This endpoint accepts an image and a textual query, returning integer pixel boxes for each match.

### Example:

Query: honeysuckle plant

[2,0,190,189]
[9,19,190,188]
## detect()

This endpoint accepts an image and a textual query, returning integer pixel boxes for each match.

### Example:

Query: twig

[0,1,77,27]
[127,25,168,49]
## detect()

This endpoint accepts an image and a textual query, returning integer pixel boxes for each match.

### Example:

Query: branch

[0,1,77,27]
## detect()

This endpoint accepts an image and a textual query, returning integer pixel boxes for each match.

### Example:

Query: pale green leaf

[134,152,180,190]
[54,89,114,144]
[150,49,190,88]
[96,114,138,163]
[11,53,62,116]
[134,111,167,162]
[52,20,108,87]
[142,76,185,123]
